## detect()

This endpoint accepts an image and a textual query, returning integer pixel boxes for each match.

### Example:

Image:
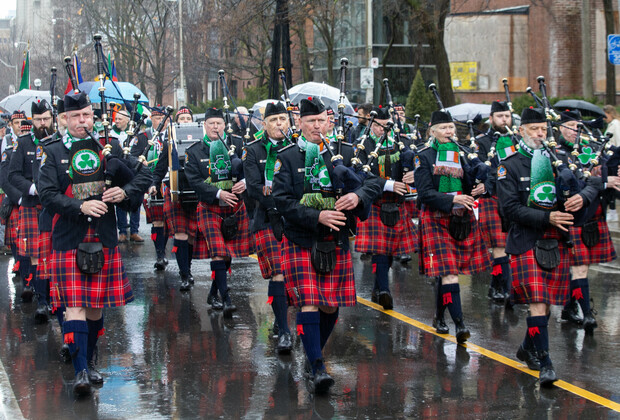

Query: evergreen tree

[405,69,436,124]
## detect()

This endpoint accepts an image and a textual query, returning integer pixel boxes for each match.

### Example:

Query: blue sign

[608,35,620,65]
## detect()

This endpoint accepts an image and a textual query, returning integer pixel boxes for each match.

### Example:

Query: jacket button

[87,217,92,222]
[526,188,530,191]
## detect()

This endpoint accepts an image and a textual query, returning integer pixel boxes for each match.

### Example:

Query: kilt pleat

[50,229,133,309]
[254,228,282,279]
[478,196,507,249]
[196,201,250,258]
[4,206,19,247]
[355,203,417,255]
[569,206,616,266]
[17,206,40,258]
[163,189,197,236]
[144,197,165,224]
[419,208,491,277]
[36,231,52,279]
[510,229,570,306]
[281,237,356,308]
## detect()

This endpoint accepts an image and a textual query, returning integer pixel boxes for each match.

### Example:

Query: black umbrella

[554,99,605,118]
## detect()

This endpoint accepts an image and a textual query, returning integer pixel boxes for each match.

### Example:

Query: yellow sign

[450,61,478,91]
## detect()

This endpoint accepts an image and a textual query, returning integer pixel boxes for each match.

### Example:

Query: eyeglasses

[32,117,52,123]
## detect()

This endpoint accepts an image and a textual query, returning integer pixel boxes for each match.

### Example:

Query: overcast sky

[0,0,16,19]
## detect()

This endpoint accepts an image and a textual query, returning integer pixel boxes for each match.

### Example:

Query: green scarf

[264,135,288,186]
[297,136,335,210]
[495,135,517,160]
[518,139,557,209]
[431,139,463,194]
[203,134,233,191]
[371,132,401,179]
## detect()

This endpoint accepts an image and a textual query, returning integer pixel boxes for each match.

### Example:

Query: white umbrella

[286,82,355,116]
[445,103,492,122]
[250,99,285,131]
[0,89,52,117]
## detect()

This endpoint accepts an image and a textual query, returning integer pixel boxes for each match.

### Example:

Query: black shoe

[308,361,334,394]
[399,254,412,264]
[271,320,280,337]
[432,316,449,334]
[455,321,471,344]
[21,286,34,303]
[378,291,393,310]
[488,286,505,303]
[223,299,237,319]
[360,253,371,260]
[207,294,223,310]
[539,364,558,387]
[276,332,293,354]
[73,369,92,396]
[154,258,167,271]
[371,289,379,303]
[179,276,191,292]
[188,272,195,284]
[516,345,541,371]
[582,313,598,334]
[60,343,72,364]
[87,361,104,385]
[34,303,49,324]
[561,300,583,325]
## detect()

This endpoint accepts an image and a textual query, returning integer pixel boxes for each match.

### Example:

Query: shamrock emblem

[78,153,96,170]
[536,185,555,202]
[213,155,230,172]
[578,146,596,165]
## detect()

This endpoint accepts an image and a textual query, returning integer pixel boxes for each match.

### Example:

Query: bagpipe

[136,106,174,171]
[217,70,243,183]
[428,82,490,186]
[49,67,58,132]
[278,67,299,143]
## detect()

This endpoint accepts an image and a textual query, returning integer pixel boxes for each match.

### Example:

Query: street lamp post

[177,0,186,107]
[13,41,29,89]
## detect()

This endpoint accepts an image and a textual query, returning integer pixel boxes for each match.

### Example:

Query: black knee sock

[86,317,104,363]
[319,308,339,350]
[209,280,218,297]
[526,315,551,367]
[296,311,323,374]
[442,283,464,324]
[31,268,48,305]
[173,239,190,277]
[188,243,194,273]
[268,280,290,335]
[435,277,446,319]
[499,256,512,294]
[573,277,591,316]
[372,255,391,292]
[490,257,503,289]
[63,320,89,375]
[211,260,229,302]
[152,226,166,258]
[20,257,31,287]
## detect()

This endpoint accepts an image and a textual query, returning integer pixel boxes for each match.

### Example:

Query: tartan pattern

[478,196,507,249]
[196,201,250,258]
[281,237,356,307]
[144,197,165,224]
[418,208,491,277]
[17,206,40,258]
[569,207,616,266]
[36,231,52,280]
[404,199,419,220]
[4,206,19,247]
[510,229,570,305]
[191,230,210,260]
[355,203,417,254]
[254,228,282,279]
[163,189,197,236]
[50,228,133,308]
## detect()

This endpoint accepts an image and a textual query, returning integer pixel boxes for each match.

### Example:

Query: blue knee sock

[63,320,89,375]
[173,239,189,277]
[526,315,551,367]
[319,308,339,350]
[32,268,48,305]
[296,311,323,374]
[573,278,591,315]
[372,255,391,292]
[86,317,104,364]
[211,260,229,302]
[152,226,166,258]
[498,256,512,293]
[268,280,290,335]
[20,257,31,287]
[442,283,463,324]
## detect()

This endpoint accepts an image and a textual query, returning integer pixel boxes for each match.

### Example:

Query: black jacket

[476,130,520,196]
[243,135,287,233]
[272,141,382,250]
[0,146,22,205]
[38,136,152,251]
[8,133,41,208]
[414,145,476,214]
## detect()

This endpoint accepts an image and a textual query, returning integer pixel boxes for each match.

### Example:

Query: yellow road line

[357,296,620,413]
[248,253,620,411]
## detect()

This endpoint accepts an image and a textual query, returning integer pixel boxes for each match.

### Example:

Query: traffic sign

[608,35,620,64]
[370,57,379,69]
[360,68,374,89]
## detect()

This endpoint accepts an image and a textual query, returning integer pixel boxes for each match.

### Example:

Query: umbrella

[445,103,492,122]
[78,81,149,105]
[554,99,604,118]
[285,82,355,116]
[0,89,52,117]
[250,99,284,130]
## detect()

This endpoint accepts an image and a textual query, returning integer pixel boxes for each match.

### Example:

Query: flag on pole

[108,53,118,82]
[64,50,82,94]
[18,50,29,91]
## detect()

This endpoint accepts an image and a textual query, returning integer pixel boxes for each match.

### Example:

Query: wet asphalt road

[1,215,620,419]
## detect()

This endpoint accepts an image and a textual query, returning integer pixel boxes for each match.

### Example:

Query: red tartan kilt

[196,201,250,258]
[510,229,570,305]
[569,206,616,266]
[17,206,40,258]
[4,206,19,247]
[191,229,211,260]
[49,229,133,309]
[477,196,507,249]
[144,197,165,224]
[355,203,417,255]
[281,237,356,307]
[254,228,282,279]
[36,231,53,279]
[163,189,197,236]
[419,208,491,277]
[404,199,419,219]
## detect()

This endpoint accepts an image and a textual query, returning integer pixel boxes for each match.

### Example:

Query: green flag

[18,51,29,91]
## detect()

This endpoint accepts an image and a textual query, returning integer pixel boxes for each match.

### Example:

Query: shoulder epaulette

[187,141,200,150]
[253,129,264,140]
[245,138,261,147]
[415,145,430,154]
[17,132,33,141]
[278,143,296,153]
